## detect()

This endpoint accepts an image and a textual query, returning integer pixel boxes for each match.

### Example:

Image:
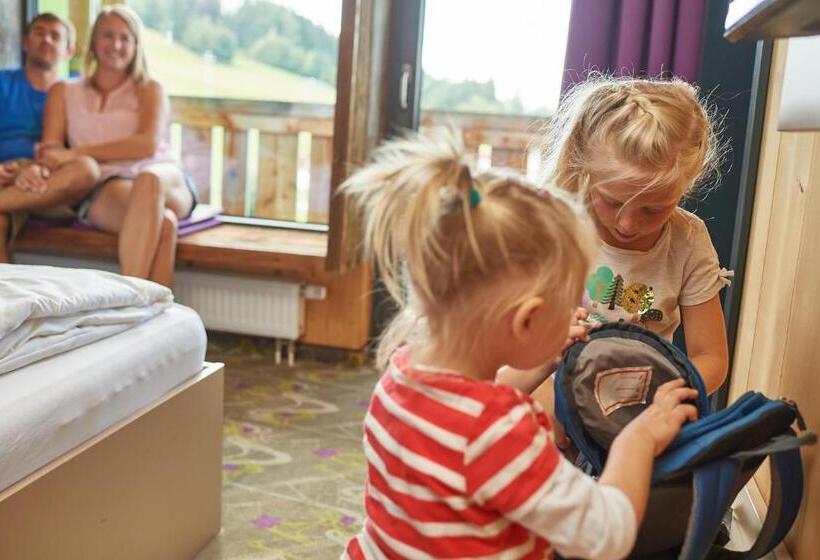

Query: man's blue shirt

[0,68,47,162]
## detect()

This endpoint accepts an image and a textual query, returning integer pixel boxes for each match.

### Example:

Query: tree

[229,2,338,84]
[251,31,336,85]
[182,16,237,63]
[231,1,302,49]
[169,0,197,40]
[129,0,171,32]
[421,75,507,113]
[602,274,625,311]
[210,25,238,64]
[252,33,298,71]
[197,0,221,20]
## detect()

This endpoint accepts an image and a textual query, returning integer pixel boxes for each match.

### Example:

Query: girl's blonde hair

[85,4,149,82]
[341,129,596,366]
[541,75,722,200]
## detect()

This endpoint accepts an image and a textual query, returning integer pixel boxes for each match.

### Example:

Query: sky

[422,1,571,112]
[221,0,572,113]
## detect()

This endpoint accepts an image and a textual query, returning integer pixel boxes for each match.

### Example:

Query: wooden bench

[14,224,372,351]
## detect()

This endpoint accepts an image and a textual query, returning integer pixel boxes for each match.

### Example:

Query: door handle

[399,64,412,110]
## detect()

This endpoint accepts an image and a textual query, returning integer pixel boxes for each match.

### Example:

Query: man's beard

[26,54,57,71]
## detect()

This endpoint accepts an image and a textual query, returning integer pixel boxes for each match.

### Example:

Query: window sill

[15,223,330,282]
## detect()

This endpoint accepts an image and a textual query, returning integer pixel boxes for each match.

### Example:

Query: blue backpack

[554,323,816,559]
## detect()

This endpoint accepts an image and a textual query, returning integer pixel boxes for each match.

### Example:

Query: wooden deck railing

[420,111,545,178]
[170,96,547,226]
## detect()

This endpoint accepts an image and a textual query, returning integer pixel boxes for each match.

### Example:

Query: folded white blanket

[0,264,173,374]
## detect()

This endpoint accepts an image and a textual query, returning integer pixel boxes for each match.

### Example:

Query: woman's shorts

[74,167,199,225]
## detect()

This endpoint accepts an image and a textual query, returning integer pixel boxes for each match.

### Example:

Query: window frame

[33,0,390,241]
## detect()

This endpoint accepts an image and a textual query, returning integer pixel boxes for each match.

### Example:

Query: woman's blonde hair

[85,4,149,82]
[342,129,596,366]
[541,75,722,201]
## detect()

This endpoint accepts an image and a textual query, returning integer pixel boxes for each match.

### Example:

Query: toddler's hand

[623,379,698,457]
[559,307,599,356]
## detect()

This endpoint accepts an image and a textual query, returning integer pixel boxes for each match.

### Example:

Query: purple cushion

[27,204,223,238]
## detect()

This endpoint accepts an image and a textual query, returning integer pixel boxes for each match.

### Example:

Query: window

[418,0,571,180]
[127,0,343,229]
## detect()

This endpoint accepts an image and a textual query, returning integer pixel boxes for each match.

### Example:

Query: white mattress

[0,303,207,492]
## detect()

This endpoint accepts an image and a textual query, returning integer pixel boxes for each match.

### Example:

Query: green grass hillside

[143,28,336,104]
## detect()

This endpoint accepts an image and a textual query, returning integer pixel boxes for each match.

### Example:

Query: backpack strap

[678,432,815,560]
[678,459,741,560]
[717,432,816,560]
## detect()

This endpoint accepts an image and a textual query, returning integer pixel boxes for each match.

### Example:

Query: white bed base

[0,362,224,560]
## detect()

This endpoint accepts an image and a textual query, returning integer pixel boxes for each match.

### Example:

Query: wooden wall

[0,0,22,67]
[730,39,820,558]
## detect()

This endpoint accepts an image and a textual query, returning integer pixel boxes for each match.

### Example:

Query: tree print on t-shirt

[583,266,664,325]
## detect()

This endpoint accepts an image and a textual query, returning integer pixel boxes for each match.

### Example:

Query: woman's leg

[116,164,193,279]
[87,181,173,284]
[130,163,194,218]
[148,209,178,287]
[84,179,148,275]
[87,165,192,282]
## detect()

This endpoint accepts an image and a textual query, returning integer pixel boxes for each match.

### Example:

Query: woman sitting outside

[37,4,195,287]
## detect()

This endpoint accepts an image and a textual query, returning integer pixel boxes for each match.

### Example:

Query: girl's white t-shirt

[582,208,727,340]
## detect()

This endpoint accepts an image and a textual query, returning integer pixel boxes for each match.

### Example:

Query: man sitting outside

[0,13,99,262]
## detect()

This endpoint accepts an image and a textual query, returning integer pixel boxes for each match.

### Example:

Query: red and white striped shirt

[344,348,637,560]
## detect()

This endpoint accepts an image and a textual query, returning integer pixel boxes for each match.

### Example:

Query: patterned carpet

[195,334,379,560]
[192,335,772,559]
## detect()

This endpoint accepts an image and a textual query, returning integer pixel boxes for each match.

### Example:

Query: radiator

[13,253,306,340]
[172,269,303,339]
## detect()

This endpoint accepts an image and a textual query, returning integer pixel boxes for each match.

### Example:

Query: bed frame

[0,361,224,560]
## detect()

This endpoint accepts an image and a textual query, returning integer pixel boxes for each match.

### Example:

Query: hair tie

[469,187,481,208]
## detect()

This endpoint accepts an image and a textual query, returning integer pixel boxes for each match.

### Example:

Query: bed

[0,267,224,560]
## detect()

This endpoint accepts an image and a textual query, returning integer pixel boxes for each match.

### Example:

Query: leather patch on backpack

[594,367,653,415]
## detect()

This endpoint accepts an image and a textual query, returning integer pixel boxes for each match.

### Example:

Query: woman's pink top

[64,77,174,182]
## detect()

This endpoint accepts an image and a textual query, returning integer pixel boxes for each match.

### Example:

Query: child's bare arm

[495,363,553,393]
[496,308,598,393]
[599,379,698,525]
[681,295,728,394]
[472,403,638,559]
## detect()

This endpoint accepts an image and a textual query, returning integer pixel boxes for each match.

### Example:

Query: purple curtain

[561,0,707,93]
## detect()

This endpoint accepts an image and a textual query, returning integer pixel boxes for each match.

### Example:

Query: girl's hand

[14,164,50,193]
[621,379,698,457]
[0,162,18,186]
[38,146,75,169]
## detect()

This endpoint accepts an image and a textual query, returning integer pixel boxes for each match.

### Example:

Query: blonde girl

[541,76,729,395]
[38,4,195,287]
[341,129,698,560]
